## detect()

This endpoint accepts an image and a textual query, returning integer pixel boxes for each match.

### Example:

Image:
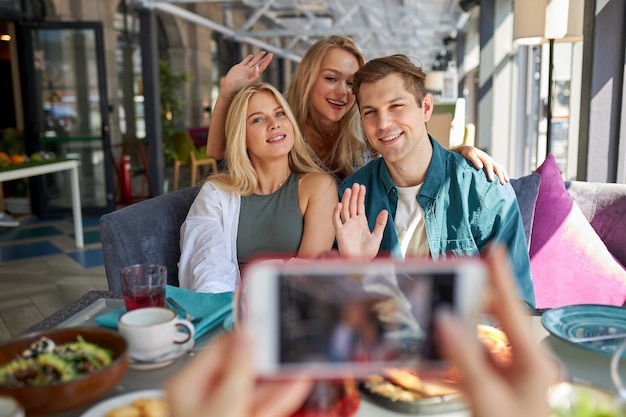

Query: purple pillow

[529,155,626,308]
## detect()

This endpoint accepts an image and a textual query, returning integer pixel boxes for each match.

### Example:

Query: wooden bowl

[0,327,129,415]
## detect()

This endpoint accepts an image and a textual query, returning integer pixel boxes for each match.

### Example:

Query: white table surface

[0,160,83,248]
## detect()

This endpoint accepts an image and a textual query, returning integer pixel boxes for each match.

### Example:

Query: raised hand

[333,183,388,260]
[207,51,274,159]
[220,51,274,97]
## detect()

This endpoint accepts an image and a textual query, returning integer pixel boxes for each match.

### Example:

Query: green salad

[551,390,623,417]
[0,336,113,388]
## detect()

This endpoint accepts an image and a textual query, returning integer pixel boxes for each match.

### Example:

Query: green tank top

[237,172,303,265]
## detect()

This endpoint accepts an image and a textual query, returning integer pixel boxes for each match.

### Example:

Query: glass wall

[23,23,113,214]
[115,2,144,142]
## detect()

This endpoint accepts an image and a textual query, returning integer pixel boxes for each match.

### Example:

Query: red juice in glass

[124,287,166,310]
[120,264,167,311]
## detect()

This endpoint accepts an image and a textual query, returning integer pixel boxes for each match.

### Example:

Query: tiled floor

[0,215,109,342]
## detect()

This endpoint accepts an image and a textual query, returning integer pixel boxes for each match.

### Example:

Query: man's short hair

[352,54,428,108]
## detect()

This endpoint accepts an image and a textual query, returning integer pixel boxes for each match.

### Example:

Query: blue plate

[541,304,626,355]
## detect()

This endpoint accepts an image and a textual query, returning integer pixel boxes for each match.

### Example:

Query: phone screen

[277,268,456,368]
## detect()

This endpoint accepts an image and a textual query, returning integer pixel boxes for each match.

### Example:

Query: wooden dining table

[22,292,626,417]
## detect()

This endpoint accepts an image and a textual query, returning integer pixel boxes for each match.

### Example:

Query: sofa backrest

[100,186,201,293]
[100,176,626,300]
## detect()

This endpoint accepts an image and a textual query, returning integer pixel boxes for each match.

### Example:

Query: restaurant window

[542,41,582,181]
[115,0,168,141]
[519,40,582,180]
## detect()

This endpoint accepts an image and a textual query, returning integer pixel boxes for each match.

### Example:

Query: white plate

[80,389,163,417]
[129,336,195,370]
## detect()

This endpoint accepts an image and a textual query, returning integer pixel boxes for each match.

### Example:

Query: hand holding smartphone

[240,258,487,378]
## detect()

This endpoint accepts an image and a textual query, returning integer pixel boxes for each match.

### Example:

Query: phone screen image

[277,268,456,369]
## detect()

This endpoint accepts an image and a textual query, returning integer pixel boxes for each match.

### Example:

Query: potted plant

[159,60,192,164]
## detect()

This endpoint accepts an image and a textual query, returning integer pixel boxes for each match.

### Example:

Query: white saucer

[128,337,195,370]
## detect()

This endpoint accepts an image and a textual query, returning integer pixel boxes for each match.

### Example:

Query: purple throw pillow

[529,154,626,308]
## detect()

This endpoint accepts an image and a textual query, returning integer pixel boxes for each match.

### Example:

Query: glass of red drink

[120,264,167,310]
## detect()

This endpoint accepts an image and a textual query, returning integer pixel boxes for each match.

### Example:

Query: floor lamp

[514,0,583,157]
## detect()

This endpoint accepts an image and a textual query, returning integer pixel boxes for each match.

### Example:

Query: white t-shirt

[394,184,430,257]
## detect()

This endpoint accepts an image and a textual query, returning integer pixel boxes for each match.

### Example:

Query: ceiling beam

[153,2,304,62]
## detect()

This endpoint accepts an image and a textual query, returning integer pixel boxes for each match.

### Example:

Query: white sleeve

[178,182,241,293]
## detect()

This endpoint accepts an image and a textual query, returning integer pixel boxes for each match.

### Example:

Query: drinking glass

[611,337,626,402]
[120,264,167,310]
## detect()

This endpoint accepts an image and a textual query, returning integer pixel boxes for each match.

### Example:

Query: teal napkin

[95,285,234,340]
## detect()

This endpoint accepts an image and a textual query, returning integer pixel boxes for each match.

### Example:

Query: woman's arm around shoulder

[451,145,510,184]
[297,172,339,258]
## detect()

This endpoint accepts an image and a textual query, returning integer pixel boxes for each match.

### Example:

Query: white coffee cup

[118,307,195,361]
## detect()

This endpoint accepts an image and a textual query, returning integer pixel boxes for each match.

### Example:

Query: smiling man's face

[358,73,433,164]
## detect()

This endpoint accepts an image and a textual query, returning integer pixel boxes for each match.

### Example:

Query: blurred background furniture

[426,113,453,148]
[100,185,200,292]
[169,131,218,191]
[427,98,469,148]
[188,126,209,149]
[0,159,84,247]
[462,123,476,147]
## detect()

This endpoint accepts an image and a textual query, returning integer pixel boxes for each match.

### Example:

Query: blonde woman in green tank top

[179,83,338,293]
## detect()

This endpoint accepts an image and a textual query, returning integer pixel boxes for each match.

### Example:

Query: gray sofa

[100,186,201,292]
[100,179,626,294]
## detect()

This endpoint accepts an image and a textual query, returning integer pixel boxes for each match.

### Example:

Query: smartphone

[241,257,487,378]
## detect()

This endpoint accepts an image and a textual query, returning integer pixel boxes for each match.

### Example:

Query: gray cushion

[100,186,201,293]
[510,173,542,248]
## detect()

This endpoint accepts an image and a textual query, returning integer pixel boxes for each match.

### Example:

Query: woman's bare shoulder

[299,171,337,190]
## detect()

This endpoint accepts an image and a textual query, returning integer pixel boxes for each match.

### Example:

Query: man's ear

[422,93,434,122]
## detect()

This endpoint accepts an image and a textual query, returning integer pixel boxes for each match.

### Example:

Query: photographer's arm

[164,330,312,417]
[435,246,558,417]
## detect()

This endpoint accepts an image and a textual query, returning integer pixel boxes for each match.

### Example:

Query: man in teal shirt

[333,54,535,307]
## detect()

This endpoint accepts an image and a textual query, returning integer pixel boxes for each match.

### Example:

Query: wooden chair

[463,123,476,147]
[169,131,218,191]
[189,150,218,186]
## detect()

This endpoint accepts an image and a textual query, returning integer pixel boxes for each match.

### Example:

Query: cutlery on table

[167,297,200,323]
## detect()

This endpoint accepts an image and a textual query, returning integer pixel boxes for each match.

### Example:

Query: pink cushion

[529,155,626,308]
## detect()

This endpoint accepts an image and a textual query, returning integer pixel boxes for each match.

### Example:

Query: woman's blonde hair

[208,83,324,195]
[284,35,368,177]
